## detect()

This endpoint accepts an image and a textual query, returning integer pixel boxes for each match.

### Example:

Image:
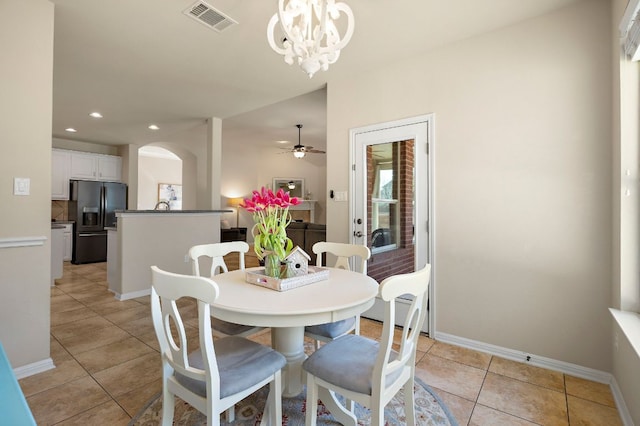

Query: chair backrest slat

[188,241,250,277]
[312,241,371,274]
[373,264,431,390]
[150,266,221,394]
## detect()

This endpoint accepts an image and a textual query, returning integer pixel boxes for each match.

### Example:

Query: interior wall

[221,134,327,228]
[327,0,612,371]
[132,126,208,211]
[177,123,212,210]
[611,0,640,421]
[119,144,138,210]
[137,155,182,210]
[120,118,327,222]
[0,0,54,367]
[52,137,119,156]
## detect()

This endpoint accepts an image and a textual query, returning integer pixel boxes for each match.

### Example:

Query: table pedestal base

[272,326,306,397]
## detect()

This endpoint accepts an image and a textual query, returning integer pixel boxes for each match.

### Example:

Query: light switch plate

[13,177,30,196]
[334,191,348,202]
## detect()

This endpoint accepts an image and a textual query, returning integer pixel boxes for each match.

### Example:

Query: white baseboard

[13,357,55,380]
[610,376,634,426]
[435,331,611,383]
[434,332,634,425]
[115,288,151,301]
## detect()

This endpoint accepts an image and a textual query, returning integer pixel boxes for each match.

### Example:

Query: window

[370,146,400,253]
[619,0,640,313]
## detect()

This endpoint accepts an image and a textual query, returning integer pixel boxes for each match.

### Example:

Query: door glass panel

[370,146,398,252]
[366,140,415,284]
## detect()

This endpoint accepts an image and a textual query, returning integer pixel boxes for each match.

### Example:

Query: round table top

[211,267,379,328]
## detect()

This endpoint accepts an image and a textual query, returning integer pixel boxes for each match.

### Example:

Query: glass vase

[264,253,282,278]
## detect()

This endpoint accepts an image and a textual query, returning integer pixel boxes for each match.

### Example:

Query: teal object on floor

[0,342,37,425]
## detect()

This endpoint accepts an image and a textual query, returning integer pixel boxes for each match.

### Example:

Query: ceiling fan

[280,124,326,158]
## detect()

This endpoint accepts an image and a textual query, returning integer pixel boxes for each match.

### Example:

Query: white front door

[350,115,434,334]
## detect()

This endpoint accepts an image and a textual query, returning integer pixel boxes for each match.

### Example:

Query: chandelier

[267,0,355,78]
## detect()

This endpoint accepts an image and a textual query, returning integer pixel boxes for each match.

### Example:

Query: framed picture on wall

[272,178,304,198]
[158,183,182,210]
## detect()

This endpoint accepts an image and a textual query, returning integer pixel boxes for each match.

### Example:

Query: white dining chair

[189,242,267,422]
[150,266,285,426]
[188,242,266,339]
[302,264,431,426]
[304,242,371,349]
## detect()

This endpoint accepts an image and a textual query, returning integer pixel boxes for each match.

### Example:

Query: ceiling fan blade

[275,125,326,156]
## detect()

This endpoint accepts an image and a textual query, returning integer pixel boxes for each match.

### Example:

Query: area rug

[129,378,458,426]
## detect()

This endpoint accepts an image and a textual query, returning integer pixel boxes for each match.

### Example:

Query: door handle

[79,233,105,237]
[353,231,364,238]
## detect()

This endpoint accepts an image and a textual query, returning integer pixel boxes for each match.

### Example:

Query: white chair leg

[226,406,235,422]
[305,374,319,426]
[345,398,355,413]
[371,405,384,426]
[404,379,416,426]
[161,388,175,426]
[206,403,220,426]
[369,392,385,426]
[273,371,282,425]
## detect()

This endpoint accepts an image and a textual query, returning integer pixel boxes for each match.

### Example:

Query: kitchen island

[108,210,230,300]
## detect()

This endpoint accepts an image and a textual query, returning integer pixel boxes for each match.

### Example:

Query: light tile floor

[20,262,623,425]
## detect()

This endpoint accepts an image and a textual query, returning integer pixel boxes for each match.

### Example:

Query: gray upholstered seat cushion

[174,336,285,398]
[302,334,400,395]
[305,317,356,338]
[212,318,256,336]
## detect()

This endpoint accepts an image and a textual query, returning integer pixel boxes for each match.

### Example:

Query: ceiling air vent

[183,1,238,33]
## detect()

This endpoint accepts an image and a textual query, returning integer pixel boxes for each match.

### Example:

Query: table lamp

[227,197,244,228]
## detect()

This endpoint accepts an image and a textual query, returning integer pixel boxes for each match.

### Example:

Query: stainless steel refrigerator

[69,180,127,264]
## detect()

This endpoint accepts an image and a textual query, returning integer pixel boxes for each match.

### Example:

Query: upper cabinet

[52,149,71,200]
[69,151,122,181]
[68,152,96,180]
[97,155,122,181]
[52,149,122,200]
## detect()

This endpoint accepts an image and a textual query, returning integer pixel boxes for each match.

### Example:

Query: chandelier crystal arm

[267,0,354,78]
[314,1,328,52]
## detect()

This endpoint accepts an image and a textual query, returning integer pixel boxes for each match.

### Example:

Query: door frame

[349,114,436,336]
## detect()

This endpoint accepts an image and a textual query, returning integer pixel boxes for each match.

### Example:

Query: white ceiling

[51,0,583,152]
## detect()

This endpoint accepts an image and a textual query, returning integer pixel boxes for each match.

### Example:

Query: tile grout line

[49,270,154,423]
[564,374,572,425]
[52,278,136,423]
[464,355,490,425]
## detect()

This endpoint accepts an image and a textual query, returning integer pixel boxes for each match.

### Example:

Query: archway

[137,145,183,210]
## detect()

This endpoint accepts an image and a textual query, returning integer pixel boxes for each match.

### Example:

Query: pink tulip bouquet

[240,187,301,277]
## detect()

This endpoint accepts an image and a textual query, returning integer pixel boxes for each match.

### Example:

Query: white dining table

[211,267,379,399]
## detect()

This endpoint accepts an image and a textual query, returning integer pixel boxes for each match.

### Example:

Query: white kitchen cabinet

[51,149,71,200]
[69,151,122,182]
[97,155,122,181]
[69,152,97,180]
[51,226,64,286]
[61,223,73,261]
[107,228,119,293]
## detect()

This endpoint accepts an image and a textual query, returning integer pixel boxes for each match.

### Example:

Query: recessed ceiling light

[276,140,289,144]
[65,128,77,133]
[148,124,159,130]
[89,112,103,118]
